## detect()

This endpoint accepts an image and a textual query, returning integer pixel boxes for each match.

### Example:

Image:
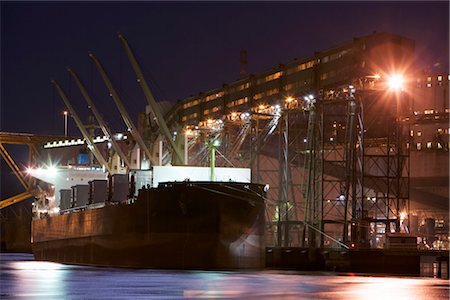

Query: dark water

[0,254,448,299]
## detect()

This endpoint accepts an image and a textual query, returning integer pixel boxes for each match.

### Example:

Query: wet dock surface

[1,253,448,299]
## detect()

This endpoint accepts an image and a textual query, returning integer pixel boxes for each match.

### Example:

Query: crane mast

[88,52,158,167]
[51,79,111,173]
[117,33,185,165]
[67,67,131,169]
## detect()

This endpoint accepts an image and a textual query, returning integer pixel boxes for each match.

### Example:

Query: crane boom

[67,67,131,169]
[117,33,185,165]
[88,52,158,167]
[51,80,111,173]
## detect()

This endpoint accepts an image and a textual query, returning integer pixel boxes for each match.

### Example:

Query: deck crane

[88,52,158,167]
[118,33,185,165]
[67,68,131,170]
[51,80,112,173]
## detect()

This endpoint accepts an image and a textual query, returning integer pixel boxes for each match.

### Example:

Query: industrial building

[168,32,448,249]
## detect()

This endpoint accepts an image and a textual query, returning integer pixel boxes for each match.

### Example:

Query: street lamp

[387,74,405,91]
[63,111,68,137]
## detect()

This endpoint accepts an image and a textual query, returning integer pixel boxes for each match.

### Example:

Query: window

[205,92,224,102]
[253,93,264,100]
[427,142,432,149]
[427,76,432,82]
[227,97,248,107]
[437,128,443,133]
[417,131,422,137]
[183,112,198,120]
[283,83,295,91]
[237,83,250,91]
[265,72,282,82]
[438,75,443,81]
[437,143,443,149]
[266,88,279,96]
[424,109,434,114]
[183,99,199,109]
[211,106,222,113]
[426,83,432,88]
[410,130,414,137]
[416,143,422,150]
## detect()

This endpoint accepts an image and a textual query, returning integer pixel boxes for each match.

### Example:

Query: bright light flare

[387,74,404,90]
[285,97,294,103]
[400,211,408,221]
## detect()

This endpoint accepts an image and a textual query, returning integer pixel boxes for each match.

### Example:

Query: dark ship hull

[32,182,266,269]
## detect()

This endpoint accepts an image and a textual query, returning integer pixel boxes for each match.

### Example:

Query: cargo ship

[28,165,267,269]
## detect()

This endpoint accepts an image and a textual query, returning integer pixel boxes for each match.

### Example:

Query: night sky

[0,1,449,198]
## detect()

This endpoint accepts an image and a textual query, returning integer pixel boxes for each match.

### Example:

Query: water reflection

[8,260,67,299]
[1,254,448,299]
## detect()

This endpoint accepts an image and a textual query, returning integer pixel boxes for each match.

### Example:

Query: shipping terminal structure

[0,32,448,276]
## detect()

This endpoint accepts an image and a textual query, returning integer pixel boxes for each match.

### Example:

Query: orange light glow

[387,74,404,90]
[285,97,294,103]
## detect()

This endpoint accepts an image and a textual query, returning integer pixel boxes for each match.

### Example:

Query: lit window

[266,88,279,96]
[416,143,422,150]
[427,76,432,82]
[205,92,224,102]
[283,83,295,91]
[427,142,432,149]
[437,143,442,149]
[437,128,443,133]
[410,130,414,137]
[253,93,264,100]
[265,72,282,82]
[424,109,434,114]
[426,83,432,88]
[438,75,443,81]
[448,75,450,81]
[417,131,422,137]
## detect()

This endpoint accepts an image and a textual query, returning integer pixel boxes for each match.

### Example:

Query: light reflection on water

[0,254,448,299]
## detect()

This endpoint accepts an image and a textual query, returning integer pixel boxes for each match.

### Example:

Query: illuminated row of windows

[235,82,250,91]
[411,128,449,137]
[321,49,350,64]
[205,91,224,102]
[181,112,198,121]
[266,88,279,96]
[286,60,315,75]
[414,109,450,115]
[416,75,450,88]
[203,106,222,115]
[415,142,448,150]
[226,97,249,108]
[183,99,200,109]
[256,71,282,85]
[425,75,450,82]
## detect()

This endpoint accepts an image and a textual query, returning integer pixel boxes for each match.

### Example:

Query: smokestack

[240,49,247,79]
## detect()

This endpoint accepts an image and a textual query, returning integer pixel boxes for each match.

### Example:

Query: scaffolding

[177,82,410,249]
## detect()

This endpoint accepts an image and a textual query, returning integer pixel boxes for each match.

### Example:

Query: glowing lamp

[387,74,404,90]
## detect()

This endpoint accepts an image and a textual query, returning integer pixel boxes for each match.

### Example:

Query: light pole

[63,111,68,137]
